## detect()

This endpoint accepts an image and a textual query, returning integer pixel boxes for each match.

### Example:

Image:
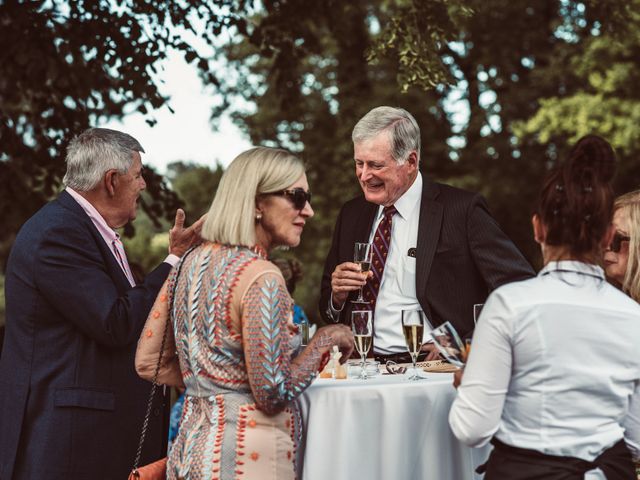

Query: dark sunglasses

[269,188,312,210]
[610,232,631,253]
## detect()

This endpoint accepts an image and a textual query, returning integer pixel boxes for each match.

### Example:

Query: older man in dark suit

[320,106,534,363]
[0,128,202,479]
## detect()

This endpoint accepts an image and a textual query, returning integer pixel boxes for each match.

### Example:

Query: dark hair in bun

[536,134,616,259]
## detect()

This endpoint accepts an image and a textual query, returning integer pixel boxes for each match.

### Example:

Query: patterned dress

[166,243,318,480]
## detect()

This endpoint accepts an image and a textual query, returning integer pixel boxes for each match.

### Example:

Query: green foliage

[4,0,640,324]
[206,0,459,319]
[369,0,473,91]
[197,0,640,319]
[0,0,247,269]
[122,208,170,275]
[515,95,640,153]
[167,161,225,220]
[514,0,640,195]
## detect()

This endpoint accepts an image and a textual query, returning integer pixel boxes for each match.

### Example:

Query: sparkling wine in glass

[401,309,426,381]
[352,242,372,304]
[300,318,310,346]
[351,310,373,379]
[429,321,466,368]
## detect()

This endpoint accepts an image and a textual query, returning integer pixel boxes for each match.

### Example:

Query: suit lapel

[344,199,377,329]
[57,191,134,290]
[354,199,378,244]
[416,180,442,313]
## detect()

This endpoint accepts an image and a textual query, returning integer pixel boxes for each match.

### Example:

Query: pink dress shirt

[66,188,178,286]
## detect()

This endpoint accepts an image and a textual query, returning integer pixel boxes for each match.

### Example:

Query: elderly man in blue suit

[0,128,202,479]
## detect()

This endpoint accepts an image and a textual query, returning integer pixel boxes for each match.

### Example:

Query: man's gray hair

[62,128,145,191]
[352,106,421,164]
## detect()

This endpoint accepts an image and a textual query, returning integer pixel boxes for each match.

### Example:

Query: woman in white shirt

[449,135,640,480]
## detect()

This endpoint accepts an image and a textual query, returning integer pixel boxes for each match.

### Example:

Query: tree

[166,160,225,220]
[514,0,640,195]
[5,0,638,318]
[202,0,640,319]
[0,0,245,268]
[197,0,466,317]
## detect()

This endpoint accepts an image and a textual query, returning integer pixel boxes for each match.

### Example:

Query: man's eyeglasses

[610,232,631,253]
[269,188,312,210]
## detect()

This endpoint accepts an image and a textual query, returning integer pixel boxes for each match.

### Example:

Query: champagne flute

[473,303,484,325]
[429,321,466,368]
[299,317,310,346]
[352,242,372,304]
[351,310,373,379]
[401,309,426,381]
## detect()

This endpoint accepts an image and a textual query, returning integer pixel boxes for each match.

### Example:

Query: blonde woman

[153,147,353,479]
[605,190,640,302]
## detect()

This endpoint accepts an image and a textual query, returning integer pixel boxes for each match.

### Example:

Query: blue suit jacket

[0,191,172,479]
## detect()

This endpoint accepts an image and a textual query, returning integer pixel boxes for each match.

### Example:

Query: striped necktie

[363,205,397,310]
[112,236,136,286]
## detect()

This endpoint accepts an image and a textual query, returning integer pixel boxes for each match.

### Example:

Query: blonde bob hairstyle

[614,190,640,302]
[201,146,305,247]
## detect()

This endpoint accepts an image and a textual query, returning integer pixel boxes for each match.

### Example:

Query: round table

[296,370,490,480]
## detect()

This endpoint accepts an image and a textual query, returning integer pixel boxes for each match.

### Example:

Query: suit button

[153,408,160,416]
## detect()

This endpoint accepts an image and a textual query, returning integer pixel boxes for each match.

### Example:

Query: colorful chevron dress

[166,243,318,480]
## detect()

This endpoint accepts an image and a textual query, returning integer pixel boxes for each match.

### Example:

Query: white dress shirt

[449,261,640,472]
[368,173,425,354]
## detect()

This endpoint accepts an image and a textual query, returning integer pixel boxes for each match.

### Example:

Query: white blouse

[449,261,640,464]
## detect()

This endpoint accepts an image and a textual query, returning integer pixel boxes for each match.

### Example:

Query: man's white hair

[63,128,145,191]
[352,106,421,164]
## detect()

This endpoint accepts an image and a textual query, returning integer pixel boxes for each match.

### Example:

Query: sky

[100,50,252,174]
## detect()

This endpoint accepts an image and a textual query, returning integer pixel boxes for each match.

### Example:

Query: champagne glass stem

[411,353,418,380]
[357,285,364,302]
[360,353,367,379]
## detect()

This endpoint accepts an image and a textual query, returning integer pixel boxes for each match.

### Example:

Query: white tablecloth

[296,371,490,480]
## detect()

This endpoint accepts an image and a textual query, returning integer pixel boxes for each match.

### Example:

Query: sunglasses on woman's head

[610,232,631,253]
[269,188,312,210]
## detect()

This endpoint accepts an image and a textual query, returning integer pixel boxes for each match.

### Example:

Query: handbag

[134,277,184,388]
[129,251,191,480]
[128,457,167,480]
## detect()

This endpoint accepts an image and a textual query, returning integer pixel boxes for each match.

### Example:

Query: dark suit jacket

[0,191,172,480]
[320,178,535,342]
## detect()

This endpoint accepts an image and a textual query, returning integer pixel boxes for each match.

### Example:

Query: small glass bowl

[346,359,381,378]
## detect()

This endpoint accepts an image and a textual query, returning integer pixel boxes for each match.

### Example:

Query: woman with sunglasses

[142,147,354,480]
[449,135,640,479]
[605,191,640,302]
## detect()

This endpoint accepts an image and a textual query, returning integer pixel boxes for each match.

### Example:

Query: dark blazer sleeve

[319,205,345,324]
[466,194,534,290]
[319,198,377,324]
[35,220,171,348]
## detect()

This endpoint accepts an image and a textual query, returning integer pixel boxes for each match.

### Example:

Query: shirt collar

[376,172,422,221]
[65,187,119,243]
[539,260,605,281]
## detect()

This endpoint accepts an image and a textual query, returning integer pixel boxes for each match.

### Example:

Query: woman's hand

[317,324,354,362]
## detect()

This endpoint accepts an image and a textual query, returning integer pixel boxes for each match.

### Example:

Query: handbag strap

[131,248,193,474]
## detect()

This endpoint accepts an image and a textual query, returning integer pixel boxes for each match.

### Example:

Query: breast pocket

[54,387,115,411]
[401,254,417,297]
